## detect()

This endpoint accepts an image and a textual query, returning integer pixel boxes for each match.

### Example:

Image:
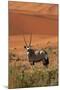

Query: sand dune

[9,1,58,35]
[9,1,58,15]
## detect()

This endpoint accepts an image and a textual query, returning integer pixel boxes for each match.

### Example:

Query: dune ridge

[9,1,58,35]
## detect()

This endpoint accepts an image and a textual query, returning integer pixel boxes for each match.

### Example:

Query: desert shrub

[9,63,58,89]
[9,47,58,88]
[9,51,20,61]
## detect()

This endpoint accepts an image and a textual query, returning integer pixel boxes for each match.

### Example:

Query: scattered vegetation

[9,62,58,89]
[9,46,58,89]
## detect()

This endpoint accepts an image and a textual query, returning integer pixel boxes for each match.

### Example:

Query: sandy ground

[9,35,58,53]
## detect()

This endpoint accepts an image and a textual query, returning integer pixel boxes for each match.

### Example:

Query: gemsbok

[23,34,49,67]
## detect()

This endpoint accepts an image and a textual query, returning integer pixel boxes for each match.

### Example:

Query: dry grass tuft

[9,46,58,89]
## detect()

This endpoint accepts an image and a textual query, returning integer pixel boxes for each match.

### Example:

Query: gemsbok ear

[24,46,26,48]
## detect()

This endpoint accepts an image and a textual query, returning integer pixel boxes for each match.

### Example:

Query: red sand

[9,1,58,35]
[9,35,58,55]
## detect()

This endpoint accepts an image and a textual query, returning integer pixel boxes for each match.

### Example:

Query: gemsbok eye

[24,46,26,48]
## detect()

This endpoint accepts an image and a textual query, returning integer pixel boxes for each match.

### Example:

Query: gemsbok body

[23,34,49,67]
